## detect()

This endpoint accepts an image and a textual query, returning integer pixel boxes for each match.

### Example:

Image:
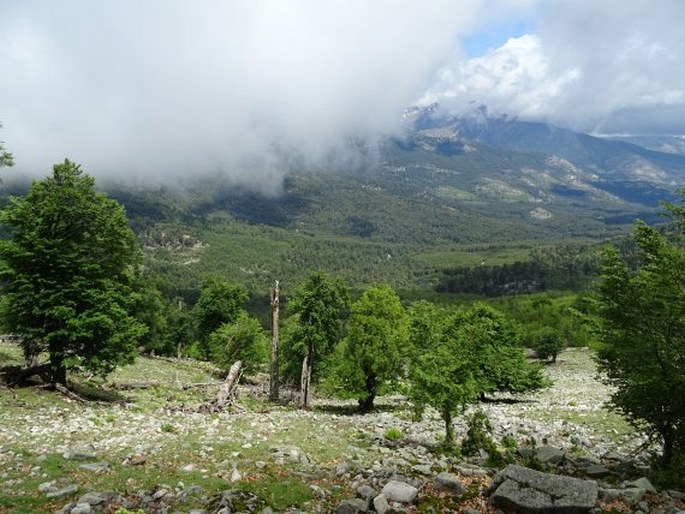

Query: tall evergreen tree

[285,271,349,406]
[331,284,408,412]
[0,160,145,385]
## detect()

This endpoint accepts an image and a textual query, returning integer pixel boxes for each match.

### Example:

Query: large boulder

[381,480,418,504]
[488,465,598,514]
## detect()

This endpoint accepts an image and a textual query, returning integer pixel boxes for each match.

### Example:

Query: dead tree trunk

[269,281,280,401]
[199,360,242,413]
[299,353,312,408]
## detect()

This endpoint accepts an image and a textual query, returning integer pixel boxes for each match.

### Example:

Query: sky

[1,0,684,185]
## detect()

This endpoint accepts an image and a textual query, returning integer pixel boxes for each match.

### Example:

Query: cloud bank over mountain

[1,0,683,184]
[0,0,483,184]
[424,0,685,135]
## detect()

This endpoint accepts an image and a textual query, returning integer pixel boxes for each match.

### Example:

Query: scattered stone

[535,445,566,465]
[335,498,368,513]
[434,472,465,495]
[46,484,79,499]
[454,463,489,477]
[584,464,610,478]
[38,481,56,493]
[598,487,623,502]
[356,484,376,506]
[270,446,309,465]
[76,491,113,506]
[629,477,657,494]
[602,451,624,462]
[70,503,91,514]
[517,447,535,459]
[126,455,147,466]
[668,490,685,500]
[489,464,598,514]
[618,486,647,504]
[412,464,432,475]
[78,462,109,473]
[63,446,97,461]
[373,494,390,514]
[381,480,418,504]
[152,488,169,500]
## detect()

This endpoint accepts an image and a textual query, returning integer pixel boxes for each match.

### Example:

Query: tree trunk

[358,373,377,413]
[49,351,67,388]
[299,353,312,408]
[443,406,454,449]
[269,281,280,401]
[661,425,674,465]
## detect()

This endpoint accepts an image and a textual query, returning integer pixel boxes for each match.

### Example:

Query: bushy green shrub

[208,312,268,374]
[531,327,564,362]
[384,427,403,441]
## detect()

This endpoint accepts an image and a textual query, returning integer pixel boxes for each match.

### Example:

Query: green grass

[0,342,24,365]
[239,475,313,510]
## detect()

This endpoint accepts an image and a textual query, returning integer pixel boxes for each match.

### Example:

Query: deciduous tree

[597,221,685,467]
[193,275,247,356]
[409,302,547,447]
[208,311,268,374]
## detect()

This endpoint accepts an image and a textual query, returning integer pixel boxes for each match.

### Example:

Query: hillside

[3,113,683,296]
[2,343,673,514]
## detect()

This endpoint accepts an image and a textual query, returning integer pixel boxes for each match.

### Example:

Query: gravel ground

[0,346,654,513]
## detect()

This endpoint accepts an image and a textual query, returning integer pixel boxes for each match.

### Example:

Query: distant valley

[4,107,684,296]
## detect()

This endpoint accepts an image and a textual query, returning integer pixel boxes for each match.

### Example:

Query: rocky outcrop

[488,465,598,514]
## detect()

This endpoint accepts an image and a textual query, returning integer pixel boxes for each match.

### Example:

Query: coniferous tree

[329,284,408,412]
[0,160,144,385]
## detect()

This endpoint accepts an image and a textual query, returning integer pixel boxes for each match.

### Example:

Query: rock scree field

[1,342,683,513]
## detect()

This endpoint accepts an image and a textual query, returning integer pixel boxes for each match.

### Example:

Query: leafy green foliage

[208,311,268,374]
[0,122,12,169]
[0,160,145,385]
[530,327,564,362]
[596,220,685,467]
[162,301,195,357]
[281,272,349,396]
[409,302,548,447]
[491,293,596,349]
[193,275,248,356]
[327,284,409,412]
[434,243,600,296]
[408,302,479,448]
[384,427,403,441]
[460,410,496,456]
[452,303,548,398]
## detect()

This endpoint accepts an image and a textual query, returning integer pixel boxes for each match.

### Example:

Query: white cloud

[2,0,683,187]
[426,0,685,134]
[422,34,580,120]
[0,0,486,185]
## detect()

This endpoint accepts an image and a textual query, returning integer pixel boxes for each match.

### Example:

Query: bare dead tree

[269,280,280,401]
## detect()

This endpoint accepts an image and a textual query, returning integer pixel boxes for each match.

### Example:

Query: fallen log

[198,360,242,413]
[0,364,51,387]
